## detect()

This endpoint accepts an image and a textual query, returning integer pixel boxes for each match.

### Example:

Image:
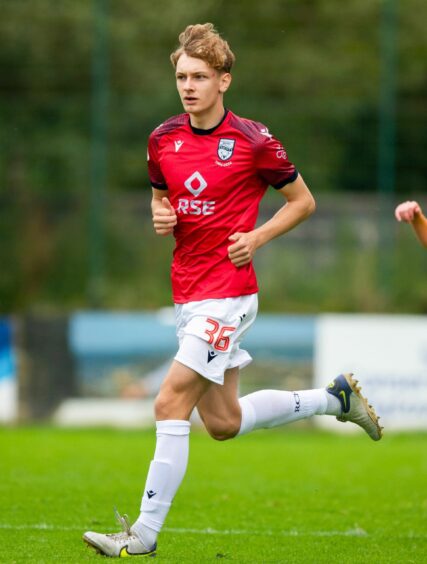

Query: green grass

[0,427,426,563]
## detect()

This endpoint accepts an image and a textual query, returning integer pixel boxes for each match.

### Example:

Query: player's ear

[219,72,232,93]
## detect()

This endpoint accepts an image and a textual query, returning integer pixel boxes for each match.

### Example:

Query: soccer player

[83,23,382,558]
[395,200,427,247]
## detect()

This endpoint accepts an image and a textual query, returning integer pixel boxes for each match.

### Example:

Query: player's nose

[183,78,194,91]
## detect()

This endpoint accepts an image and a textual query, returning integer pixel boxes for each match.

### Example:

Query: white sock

[238,389,332,435]
[132,420,190,548]
[325,391,342,416]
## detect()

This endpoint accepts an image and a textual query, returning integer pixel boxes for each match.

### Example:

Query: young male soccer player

[84,23,382,558]
[395,200,427,247]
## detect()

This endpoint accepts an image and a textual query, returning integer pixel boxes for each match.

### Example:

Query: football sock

[238,389,334,435]
[132,420,190,548]
[325,390,342,416]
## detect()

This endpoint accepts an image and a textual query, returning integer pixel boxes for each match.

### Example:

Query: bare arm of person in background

[395,201,427,248]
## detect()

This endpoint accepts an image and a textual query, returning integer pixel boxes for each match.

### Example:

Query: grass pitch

[0,426,426,563]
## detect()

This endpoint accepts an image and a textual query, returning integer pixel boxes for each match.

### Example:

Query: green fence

[1,0,426,312]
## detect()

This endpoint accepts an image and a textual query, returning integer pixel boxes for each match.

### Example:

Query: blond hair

[170,23,235,73]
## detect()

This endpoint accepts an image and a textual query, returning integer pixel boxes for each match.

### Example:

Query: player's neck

[188,105,226,131]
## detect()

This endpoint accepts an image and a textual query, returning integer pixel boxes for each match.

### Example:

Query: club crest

[217,138,235,161]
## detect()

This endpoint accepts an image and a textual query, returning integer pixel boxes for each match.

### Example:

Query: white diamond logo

[184,171,208,197]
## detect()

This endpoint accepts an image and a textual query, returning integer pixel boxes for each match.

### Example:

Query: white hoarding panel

[314,315,427,432]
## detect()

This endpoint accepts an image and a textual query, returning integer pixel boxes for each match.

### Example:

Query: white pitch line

[163,527,369,537]
[0,524,425,539]
[0,523,364,535]
[0,523,363,535]
[0,524,376,537]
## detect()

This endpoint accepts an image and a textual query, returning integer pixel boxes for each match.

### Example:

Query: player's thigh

[155,359,211,421]
[196,367,241,439]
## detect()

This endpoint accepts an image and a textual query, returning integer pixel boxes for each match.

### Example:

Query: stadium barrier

[0,318,16,423]
[15,315,76,421]
[7,312,427,431]
[315,314,427,432]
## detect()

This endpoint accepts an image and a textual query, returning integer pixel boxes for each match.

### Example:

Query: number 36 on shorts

[204,318,236,351]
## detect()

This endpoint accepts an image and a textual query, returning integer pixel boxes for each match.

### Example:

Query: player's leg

[237,386,335,434]
[198,369,382,442]
[197,367,336,438]
[84,360,212,557]
[191,293,372,440]
[131,360,211,548]
[238,376,382,441]
[197,366,241,440]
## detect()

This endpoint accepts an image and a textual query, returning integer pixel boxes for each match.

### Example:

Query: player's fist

[228,231,257,267]
[395,201,421,223]
[161,197,174,213]
[152,197,177,235]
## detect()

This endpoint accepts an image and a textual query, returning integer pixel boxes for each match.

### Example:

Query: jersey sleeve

[147,132,168,190]
[254,132,298,189]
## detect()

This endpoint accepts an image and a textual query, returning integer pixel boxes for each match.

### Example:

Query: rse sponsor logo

[184,171,208,197]
[180,171,214,215]
[177,199,215,216]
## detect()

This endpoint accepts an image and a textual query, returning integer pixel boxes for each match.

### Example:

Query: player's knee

[154,394,169,420]
[205,419,240,441]
[154,389,195,420]
[154,392,182,420]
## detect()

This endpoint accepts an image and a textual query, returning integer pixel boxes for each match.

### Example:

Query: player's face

[175,54,231,121]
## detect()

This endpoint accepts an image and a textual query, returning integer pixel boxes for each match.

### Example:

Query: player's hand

[152,197,177,235]
[395,201,421,223]
[228,232,257,267]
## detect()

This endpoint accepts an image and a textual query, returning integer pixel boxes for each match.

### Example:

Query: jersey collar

[189,109,229,136]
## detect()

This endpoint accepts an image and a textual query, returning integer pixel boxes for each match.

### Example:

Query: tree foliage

[0,0,426,311]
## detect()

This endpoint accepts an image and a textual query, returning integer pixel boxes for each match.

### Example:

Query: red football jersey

[148,109,298,304]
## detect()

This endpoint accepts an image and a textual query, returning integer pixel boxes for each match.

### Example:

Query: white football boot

[326,373,383,441]
[83,510,156,558]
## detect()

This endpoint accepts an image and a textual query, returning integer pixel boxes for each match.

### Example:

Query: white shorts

[174,294,258,385]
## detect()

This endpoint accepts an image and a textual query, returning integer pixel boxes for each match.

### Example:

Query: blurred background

[0,0,426,427]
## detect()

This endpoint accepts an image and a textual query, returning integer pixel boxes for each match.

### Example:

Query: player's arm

[228,174,315,267]
[151,188,177,236]
[395,200,427,248]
